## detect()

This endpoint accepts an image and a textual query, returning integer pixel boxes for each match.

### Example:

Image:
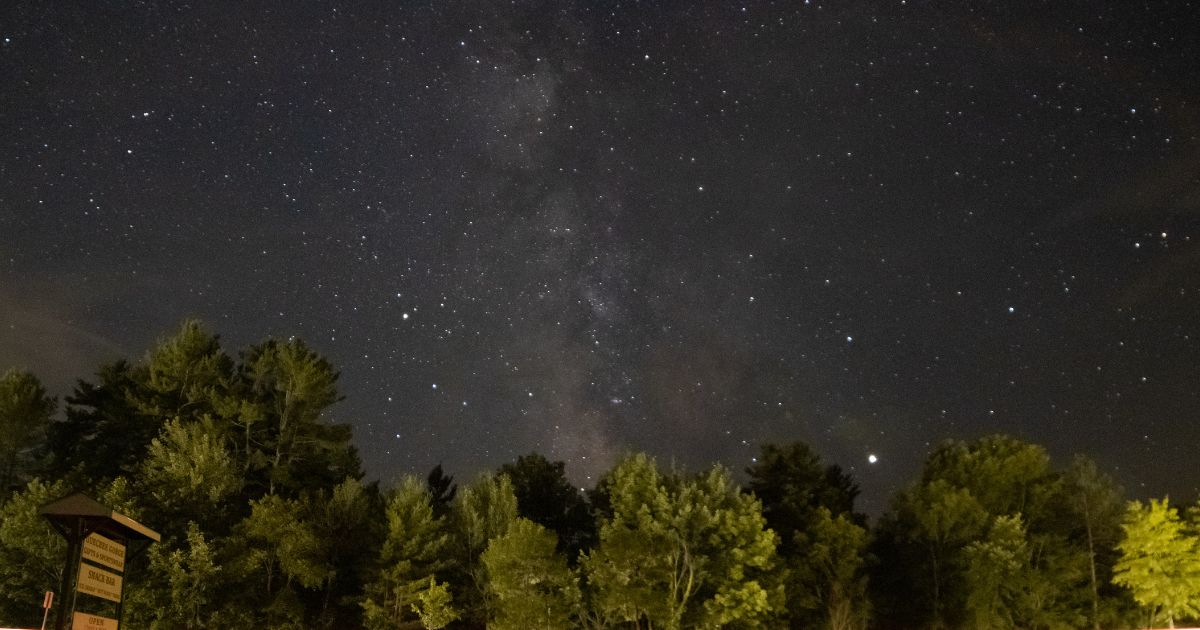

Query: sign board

[81,533,125,572]
[40,492,160,630]
[71,611,118,629]
[76,563,122,603]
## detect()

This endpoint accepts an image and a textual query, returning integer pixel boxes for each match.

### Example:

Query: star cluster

[2,1,1198,513]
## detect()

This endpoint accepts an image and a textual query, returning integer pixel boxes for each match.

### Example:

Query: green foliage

[12,322,366,628]
[134,319,234,420]
[921,435,1058,523]
[0,478,67,628]
[482,517,580,629]
[583,453,781,629]
[791,507,871,630]
[875,435,1095,630]
[452,471,519,560]
[425,463,457,518]
[746,442,860,545]
[747,441,865,628]
[1113,498,1200,627]
[242,337,351,496]
[45,360,151,482]
[0,322,1171,630]
[144,522,222,629]
[963,515,1028,629]
[0,369,55,496]
[242,494,331,594]
[499,453,595,557]
[413,577,459,629]
[362,476,452,630]
[307,477,380,627]
[449,471,519,624]
[46,322,359,504]
[886,477,988,626]
[1064,454,1128,630]
[140,417,241,534]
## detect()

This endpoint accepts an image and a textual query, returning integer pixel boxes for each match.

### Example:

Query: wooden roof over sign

[39,493,161,543]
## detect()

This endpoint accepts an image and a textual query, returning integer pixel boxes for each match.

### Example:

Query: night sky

[2,1,1198,515]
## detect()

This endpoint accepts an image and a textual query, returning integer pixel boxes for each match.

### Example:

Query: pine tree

[361,476,454,630]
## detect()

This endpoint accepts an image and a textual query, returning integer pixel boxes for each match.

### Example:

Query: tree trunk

[1083,506,1100,630]
[930,547,942,628]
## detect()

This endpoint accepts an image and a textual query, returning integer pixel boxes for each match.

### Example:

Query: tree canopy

[0,321,1190,629]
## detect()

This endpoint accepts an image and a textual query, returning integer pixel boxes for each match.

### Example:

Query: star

[3,0,1194,527]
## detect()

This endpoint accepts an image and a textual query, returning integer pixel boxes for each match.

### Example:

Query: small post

[39,591,53,630]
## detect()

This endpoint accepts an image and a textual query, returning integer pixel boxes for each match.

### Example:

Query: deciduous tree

[482,517,580,629]
[1064,454,1126,630]
[1113,498,1200,628]
[583,454,781,629]
[0,478,67,628]
[793,507,871,630]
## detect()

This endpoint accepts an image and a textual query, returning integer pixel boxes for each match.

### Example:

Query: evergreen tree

[449,472,518,625]
[307,477,380,627]
[499,453,595,558]
[0,369,55,498]
[747,441,865,628]
[242,337,351,496]
[412,578,459,629]
[747,441,861,544]
[361,476,453,630]
[132,319,233,421]
[426,463,457,519]
[44,360,150,482]
[138,417,242,537]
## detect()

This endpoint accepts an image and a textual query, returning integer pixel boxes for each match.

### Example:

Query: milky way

[2,1,1198,513]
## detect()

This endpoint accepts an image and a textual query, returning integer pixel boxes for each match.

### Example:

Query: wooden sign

[71,611,118,629]
[76,563,122,603]
[81,533,126,572]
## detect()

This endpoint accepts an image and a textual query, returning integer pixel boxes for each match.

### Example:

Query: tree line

[0,321,1195,629]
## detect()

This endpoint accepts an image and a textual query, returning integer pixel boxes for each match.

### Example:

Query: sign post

[39,493,159,630]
